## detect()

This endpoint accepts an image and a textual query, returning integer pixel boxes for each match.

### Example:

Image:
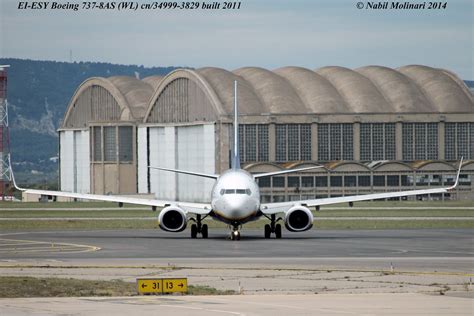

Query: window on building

[272,176,285,187]
[403,123,438,161]
[426,123,438,159]
[301,176,314,187]
[342,124,353,160]
[93,125,134,163]
[245,124,257,161]
[258,126,269,161]
[104,126,116,162]
[431,175,442,186]
[301,125,312,160]
[257,177,270,188]
[372,123,384,160]
[288,176,300,187]
[93,127,102,161]
[445,123,456,160]
[239,124,269,162]
[330,176,342,187]
[385,124,396,160]
[344,176,357,187]
[457,123,469,159]
[288,124,300,161]
[276,125,287,162]
[414,123,426,160]
[358,175,371,186]
[387,175,399,186]
[318,124,353,161]
[416,174,429,186]
[315,176,328,187]
[330,124,341,160]
[360,124,371,161]
[373,175,385,186]
[443,175,456,186]
[471,123,474,159]
[318,124,329,161]
[459,174,471,186]
[360,123,396,161]
[402,123,414,161]
[276,124,312,161]
[119,126,133,162]
[272,195,285,202]
[401,175,412,186]
[289,195,300,201]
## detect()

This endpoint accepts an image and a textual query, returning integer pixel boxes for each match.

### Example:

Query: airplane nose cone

[226,197,248,218]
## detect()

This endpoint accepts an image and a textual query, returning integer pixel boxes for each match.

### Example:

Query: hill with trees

[0,58,180,184]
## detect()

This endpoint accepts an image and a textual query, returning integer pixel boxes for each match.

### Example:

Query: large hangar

[58,65,474,202]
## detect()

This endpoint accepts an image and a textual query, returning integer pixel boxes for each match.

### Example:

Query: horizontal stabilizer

[254,165,325,178]
[148,166,219,179]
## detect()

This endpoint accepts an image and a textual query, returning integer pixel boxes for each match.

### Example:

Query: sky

[1,0,472,79]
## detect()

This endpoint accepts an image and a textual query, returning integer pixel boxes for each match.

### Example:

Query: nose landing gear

[190,214,208,239]
[229,223,241,241]
[264,214,283,239]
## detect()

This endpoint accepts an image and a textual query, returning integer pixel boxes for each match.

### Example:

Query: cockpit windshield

[220,189,252,195]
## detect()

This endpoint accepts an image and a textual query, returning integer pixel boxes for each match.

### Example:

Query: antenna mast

[0,65,12,201]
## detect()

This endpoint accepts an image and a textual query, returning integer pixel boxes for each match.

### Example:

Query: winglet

[8,154,24,191]
[448,157,463,190]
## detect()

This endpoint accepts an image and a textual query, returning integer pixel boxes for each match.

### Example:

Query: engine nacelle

[158,206,187,232]
[284,205,314,232]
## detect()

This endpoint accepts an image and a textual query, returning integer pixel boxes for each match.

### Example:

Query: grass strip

[0,276,235,298]
[1,219,473,231]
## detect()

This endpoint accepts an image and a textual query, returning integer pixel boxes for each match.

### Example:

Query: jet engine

[284,205,314,232]
[158,206,187,232]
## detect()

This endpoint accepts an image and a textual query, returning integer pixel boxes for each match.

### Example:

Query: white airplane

[11,81,463,240]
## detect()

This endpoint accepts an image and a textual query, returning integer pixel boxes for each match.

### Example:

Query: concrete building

[58,65,474,202]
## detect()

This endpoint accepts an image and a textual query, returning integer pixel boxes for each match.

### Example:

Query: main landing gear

[190,214,208,239]
[264,214,282,239]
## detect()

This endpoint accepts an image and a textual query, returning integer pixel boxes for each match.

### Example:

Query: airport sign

[137,278,187,294]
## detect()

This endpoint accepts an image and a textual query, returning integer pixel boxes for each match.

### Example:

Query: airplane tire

[236,231,241,240]
[191,224,198,238]
[275,224,282,239]
[264,224,271,239]
[202,224,208,239]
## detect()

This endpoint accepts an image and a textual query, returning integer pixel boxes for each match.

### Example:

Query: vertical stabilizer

[231,81,241,170]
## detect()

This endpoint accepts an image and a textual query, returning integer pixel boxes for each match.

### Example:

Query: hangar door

[138,124,215,202]
[59,130,90,193]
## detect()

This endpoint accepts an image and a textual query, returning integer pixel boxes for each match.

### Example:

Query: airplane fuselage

[210,169,261,225]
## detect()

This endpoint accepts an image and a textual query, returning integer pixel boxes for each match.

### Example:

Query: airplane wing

[17,188,212,214]
[261,158,463,215]
[9,161,211,215]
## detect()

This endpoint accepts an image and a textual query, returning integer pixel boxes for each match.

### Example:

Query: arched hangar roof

[62,76,157,128]
[144,65,473,122]
[62,65,473,127]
